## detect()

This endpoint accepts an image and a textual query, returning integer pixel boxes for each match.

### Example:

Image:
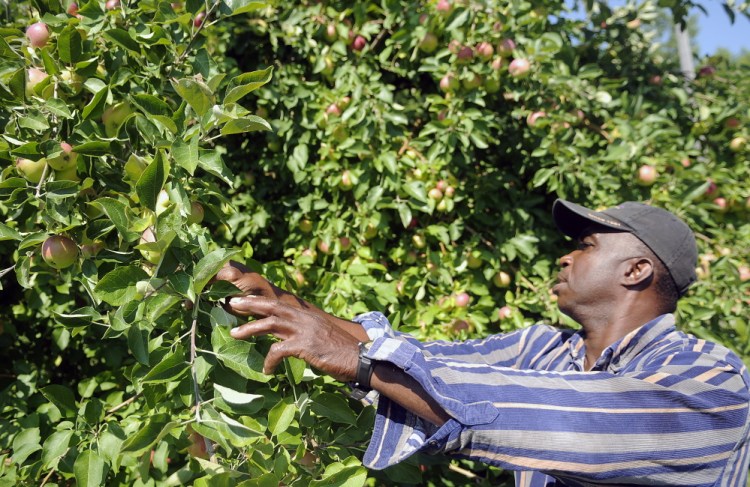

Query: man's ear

[623,257,654,287]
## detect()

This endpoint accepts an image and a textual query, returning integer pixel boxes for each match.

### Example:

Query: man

[217,199,750,486]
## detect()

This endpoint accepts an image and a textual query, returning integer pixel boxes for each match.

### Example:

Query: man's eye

[577,241,592,250]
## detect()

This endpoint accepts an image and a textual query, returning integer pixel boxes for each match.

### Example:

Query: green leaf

[221,116,272,135]
[40,384,77,418]
[310,392,358,425]
[11,428,42,465]
[0,222,21,241]
[58,26,84,64]
[267,398,295,436]
[94,266,150,306]
[224,66,274,104]
[216,340,271,383]
[198,150,233,185]
[82,87,109,120]
[73,141,111,156]
[309,465,367,487]
[214,384,264,408]
[42,430,74,468]
[128,324,150,366]
[172,138,200,175]
[120,416,177,456]
[136,151,169,211]
[219,0,267,16]
[141,347,189,384]
[171,77,214,117]
[54,307,103,328]
[193,248,240,294]
[88,197,133,240]
[74,450,109,487]
[131,94,171,116]
[103,28,140,53]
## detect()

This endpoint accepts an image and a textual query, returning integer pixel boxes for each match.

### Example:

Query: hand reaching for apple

[213,261,370,379]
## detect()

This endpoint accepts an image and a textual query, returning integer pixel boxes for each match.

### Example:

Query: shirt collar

[568,314,676,371]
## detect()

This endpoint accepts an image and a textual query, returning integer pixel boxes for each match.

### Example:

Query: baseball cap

[552,199,698,296]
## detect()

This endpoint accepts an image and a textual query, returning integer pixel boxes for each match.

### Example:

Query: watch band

[349,341,373,400]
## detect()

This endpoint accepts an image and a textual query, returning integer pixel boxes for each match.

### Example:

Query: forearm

[370,362,450,427]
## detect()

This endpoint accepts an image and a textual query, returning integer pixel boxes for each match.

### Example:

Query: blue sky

[693,2,750,56]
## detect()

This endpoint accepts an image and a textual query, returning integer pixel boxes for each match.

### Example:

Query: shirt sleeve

[355,313,750,486]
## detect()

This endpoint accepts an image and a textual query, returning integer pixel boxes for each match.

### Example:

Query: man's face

[552,227,642,320]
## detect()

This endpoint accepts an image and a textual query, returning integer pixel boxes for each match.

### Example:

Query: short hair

[633,240,679,313]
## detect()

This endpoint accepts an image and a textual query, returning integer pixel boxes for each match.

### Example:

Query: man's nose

[558,253,572,268]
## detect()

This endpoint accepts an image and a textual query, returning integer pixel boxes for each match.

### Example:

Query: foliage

[0,0,749,486]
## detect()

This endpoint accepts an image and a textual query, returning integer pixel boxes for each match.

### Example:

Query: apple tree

[1,0,749,485]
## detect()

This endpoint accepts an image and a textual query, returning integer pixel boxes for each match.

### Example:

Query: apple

[729,137,746,152]
[339,96,352,109]
[454,292,471,307]
[26,22,49,48]
[439,73,459,93]
[26,68,49,98]
[419,14,429,24]
[436,0,452,13]
[428,187,443,200]
[412,234,426,249]
[451,319,470,332]
[419,33,438,53]
[60,69,84,94]
[725,118,740,129]
[491,58,504,70]
[493,270,511,288]
[325,103,341,117]
[705,179,717,196]
[680,158,691,168]
[139,227,162,265]
[55,166,80,182]
[42,235,78,269]
[16,157,47,183]
[339,170,354,190]
[155,190,171,215]
[456,46,473,63]
[435,180,447,191]
[352,35,366,51]
[648,75,662,86]
[293,270,306,286]
[186,431,208,459]
[497,38,516,56]
[484,76,500,93]
[193,12,206,27]
[102,102,133,137]
[738,265,750,282]
[448,39,461,54]
[321,56,335,77]
[462,73,482,90]
[340,237,352,251]
[637,164,657,185]
[698,65,716,78]
[713,197,728,211]
[475,41,494,61]
[324,23,337,42]
[444,186,455,197]
[67,2,79,15]
[106,0,120,9]
[467,251,482,269]
[498,306,512,320]
[626,18,641,29]
[508,58,530,77]
[48,142,78,171]
[187,201,205,224]
[81,241,104,258]
[526,111,547,127]
[317,240,331,254]
[299,219,313,233]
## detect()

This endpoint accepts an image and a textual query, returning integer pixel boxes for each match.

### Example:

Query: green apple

[42,235,78,269]
[187,201,205,224]
[139,227,162,264]
[55,166,80,182]
[26,68,50,98]
[102,102,133,137]
[16,157,47,183]
[155,189,170,215]
[48,142,78,171]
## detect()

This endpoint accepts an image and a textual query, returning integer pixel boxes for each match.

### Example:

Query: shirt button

[429,440,438,447]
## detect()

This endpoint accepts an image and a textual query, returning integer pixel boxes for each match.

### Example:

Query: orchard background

[1,0,749,485]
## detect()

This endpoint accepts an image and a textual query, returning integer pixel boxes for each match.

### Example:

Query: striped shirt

[353,312,750,486]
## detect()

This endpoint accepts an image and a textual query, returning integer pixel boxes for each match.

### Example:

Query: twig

[106,392,142,415]
[189,295,214,457]
[39,467,55,486]
[447,462,477,479]
[0,265,16,280]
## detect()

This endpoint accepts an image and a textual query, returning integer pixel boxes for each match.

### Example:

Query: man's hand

[227,295,360,382]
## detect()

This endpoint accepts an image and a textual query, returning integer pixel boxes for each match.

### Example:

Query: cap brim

[552,199,626,239]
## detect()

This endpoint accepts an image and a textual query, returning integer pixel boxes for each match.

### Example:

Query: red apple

[339,170,354,190]
[738,265,750,282]
[436,0,452,13]
[475,42,494,61]
[637,164,657,185]
[105,0,120,10]
[48,142,78,171]
[456,45,473,63]
[698,65,716,78]
[352,35,366,51]
[444,185,455,197]
[680,158,691,168]
[705,179,717,195]
[508,58,530,77]
[42,235,78,269]
[497,38,516,55]
[435,180,447,191]
[67,2,79,15]
[428,187,443,200]
[498,306,512,320]
[187,431,208,459]
[325,103,341,117]
[526,111,547,127]
[454,292,471,307]
[713,197,728,211]
[193,12,206,27]
[729,137,746,152]
[462,73,482,90]
[419,32,438,53]
[324,23,337,42]
[317,240,331,254]
[648,75,662,86]
[439,73,459,93]
[26,22,49,48]
[339,237,352,251]
[725,118,740,129]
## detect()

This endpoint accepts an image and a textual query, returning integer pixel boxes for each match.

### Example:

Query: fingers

[263,340,289,375]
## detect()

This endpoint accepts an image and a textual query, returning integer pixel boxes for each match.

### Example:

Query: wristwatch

[349,341,374,400]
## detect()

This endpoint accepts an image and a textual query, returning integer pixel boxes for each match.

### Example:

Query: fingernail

[230,327,240,336]
[228,297,244,306]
